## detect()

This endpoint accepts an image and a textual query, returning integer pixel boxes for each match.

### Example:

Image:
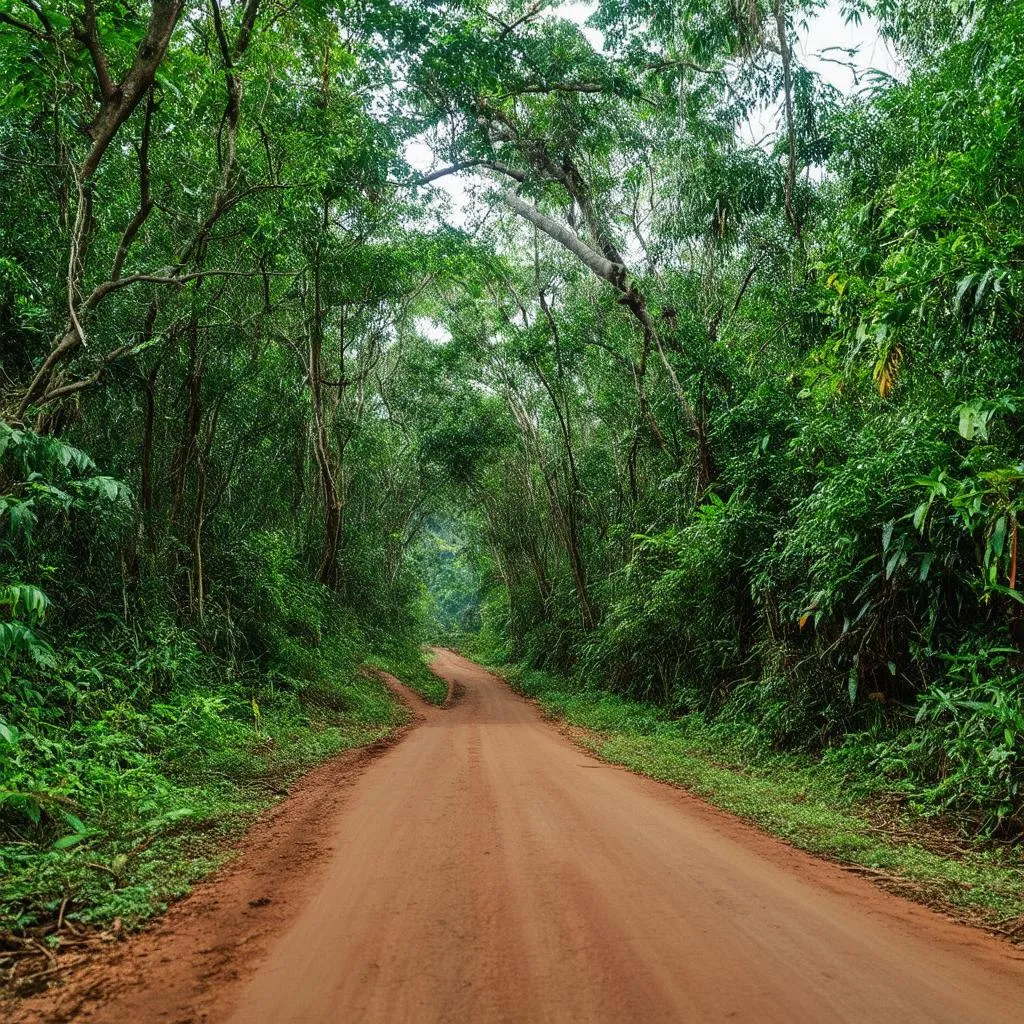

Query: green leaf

[958,405,982,440]
[954,273,975,308]
[52,833,89,850]
[991,516,1007,558]
[61,811,88,834]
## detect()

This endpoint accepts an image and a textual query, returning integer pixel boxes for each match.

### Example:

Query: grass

[498,663,1024,930]
[0,656,406,936]
[368,644,447,705]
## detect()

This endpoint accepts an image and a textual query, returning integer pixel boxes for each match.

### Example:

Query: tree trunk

[308,256,343,586]
[140,359,161,545]
[168,318,202,533]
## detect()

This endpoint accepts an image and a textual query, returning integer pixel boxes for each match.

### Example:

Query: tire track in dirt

[13,649,1024,1023]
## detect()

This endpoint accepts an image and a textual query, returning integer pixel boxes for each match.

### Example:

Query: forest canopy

[2,0,1024,932]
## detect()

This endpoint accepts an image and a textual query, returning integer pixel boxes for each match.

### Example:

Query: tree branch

[500,192,626,287]
[406,159,527,186]
[110,89,156,281]
[80,0,185,180]
[19,0,53,35]
[500,194,697,431]
[505,82,605,96]
[77,0,115,101]
[85,268,292,309]
[234,0,260,58]
[0,10,49,40]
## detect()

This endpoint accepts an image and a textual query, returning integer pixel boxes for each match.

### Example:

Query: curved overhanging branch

[499,192,626,288]
[499,190,698,434]
[402,159,528,187]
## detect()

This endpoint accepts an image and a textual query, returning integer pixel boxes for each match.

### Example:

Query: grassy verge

[1,649,406,938]
[368,645,447,705]
[498,663,1024,933]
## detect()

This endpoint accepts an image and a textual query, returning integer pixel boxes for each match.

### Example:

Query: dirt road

[21,649,1024,1022]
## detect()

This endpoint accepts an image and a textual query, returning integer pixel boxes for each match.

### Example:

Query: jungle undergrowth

[0,632,420,937]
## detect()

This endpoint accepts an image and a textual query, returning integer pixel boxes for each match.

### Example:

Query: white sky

[406,1,903,220]
[798,1,902,88]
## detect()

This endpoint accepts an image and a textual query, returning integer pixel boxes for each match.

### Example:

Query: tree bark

[168,318,203,533]
[308,256,343,586]
[140,359,161,543]
[774,0,801,240]
[80,0,186,181]
[500,193,626,287]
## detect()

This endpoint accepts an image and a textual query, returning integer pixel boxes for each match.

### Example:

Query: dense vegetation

[2,0,1023,937]
[0,0,462,930]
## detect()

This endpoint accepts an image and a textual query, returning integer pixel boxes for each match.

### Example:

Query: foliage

[3,0,1024,941]
[0,616,402,930]
[0,0,462,931]
[409,0,1024,839]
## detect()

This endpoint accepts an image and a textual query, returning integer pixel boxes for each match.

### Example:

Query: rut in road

[25,649,1024,1023]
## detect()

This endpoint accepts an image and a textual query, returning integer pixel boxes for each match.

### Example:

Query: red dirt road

[17,649,1024,1022]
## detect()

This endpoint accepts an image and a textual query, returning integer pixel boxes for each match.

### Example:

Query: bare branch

[405,159,527,186]
[111,90,156,281]
[500,192,626,287]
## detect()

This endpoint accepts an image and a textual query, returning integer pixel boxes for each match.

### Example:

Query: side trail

[16,649,1024,1023]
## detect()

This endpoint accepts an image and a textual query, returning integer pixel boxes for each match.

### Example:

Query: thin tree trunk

[140,359,161,544]
[168,318,202,532]
[775,0,801,240]
[308,255,343,585]
[192,400,221,620]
